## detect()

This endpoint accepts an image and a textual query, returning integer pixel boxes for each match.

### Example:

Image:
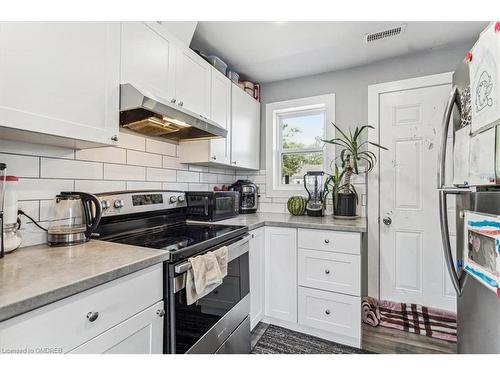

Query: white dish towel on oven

[186,246,228,305]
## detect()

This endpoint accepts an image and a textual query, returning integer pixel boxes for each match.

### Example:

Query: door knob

[383,217,392,226]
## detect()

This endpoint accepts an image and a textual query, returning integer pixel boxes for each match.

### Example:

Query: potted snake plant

[323,124,387,218]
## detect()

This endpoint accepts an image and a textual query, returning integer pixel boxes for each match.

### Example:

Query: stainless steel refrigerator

[438,25,500,353]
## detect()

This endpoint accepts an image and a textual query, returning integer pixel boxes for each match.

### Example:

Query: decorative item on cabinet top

[119,83,227,142]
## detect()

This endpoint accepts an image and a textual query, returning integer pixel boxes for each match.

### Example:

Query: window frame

[277,108,326,187]
[265,94,335,198]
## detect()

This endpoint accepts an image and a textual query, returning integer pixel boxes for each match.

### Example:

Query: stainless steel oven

[186,191,239,222]
[167,234,251,354]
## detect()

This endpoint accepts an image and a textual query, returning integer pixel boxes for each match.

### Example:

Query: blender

[303,171,325,217]
[2,175,22,253]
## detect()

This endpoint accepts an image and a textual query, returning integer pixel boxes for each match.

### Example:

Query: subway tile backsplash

[1,130,238,248]
[1,130,367,249]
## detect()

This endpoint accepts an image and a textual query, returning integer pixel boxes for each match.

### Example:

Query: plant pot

[334,193,357,217]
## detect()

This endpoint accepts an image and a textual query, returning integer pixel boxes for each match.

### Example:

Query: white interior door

[379,82,457,312]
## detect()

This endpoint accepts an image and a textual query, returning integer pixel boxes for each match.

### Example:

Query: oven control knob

[177,195,185,203]
[114,199,124,209]
[100,200,110,210]
[169,196,177,204]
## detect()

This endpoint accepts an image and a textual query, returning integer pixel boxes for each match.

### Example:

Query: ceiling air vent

[364,24,406,43]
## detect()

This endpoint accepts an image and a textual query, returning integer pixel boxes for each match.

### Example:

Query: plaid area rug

[362,297,457,342]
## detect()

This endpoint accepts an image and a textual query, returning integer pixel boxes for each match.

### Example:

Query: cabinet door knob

[232,161,237,165]
[156,309,165,317]
[170,98,176,103]
[86,311,99,322]
[178,101,184,107]
[211,156,217,160]
[325,269,330,275]
[324,239,330,244]
[325,309,331,315]
[110,135,118,142]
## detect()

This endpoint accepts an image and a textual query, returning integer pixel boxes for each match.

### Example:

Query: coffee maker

[304,171,324,217]
[229,180,258,214]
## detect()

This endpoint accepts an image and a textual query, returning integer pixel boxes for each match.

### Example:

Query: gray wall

[259,40,475,168]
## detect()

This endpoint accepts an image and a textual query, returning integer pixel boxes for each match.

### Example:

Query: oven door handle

[174,234,250,274]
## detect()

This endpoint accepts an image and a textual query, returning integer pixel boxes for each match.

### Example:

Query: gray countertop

[210,212,367,232]
[0,240,169,322]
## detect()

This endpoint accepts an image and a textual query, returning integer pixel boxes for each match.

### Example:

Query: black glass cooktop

[108,223,246,261]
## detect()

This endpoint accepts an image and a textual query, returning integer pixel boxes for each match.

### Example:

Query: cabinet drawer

[298,287,360,340]
[0,264,163,353]
[298,228,360,255]
[298,249,360,295]
[69,301,164,354]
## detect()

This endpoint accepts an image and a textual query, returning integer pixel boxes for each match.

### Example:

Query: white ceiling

[190,21,488,83]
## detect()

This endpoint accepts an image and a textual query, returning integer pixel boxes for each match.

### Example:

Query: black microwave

[186,191,239,221]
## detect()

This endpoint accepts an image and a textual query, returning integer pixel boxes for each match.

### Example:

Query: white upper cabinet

[209,68,232,163]
[174,45,211,118]
[121,22,176,102]
[178,67,231,166]
[231,84,260,170]
[0,22,120,146]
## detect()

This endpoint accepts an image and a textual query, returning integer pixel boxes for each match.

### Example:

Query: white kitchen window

[266,94,335,198]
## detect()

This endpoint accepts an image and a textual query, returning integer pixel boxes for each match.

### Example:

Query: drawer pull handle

[324,239,330,244]
[325,309,331,315]
[325,269,330,275]
[156,309,165,317]
[86,311,99,322]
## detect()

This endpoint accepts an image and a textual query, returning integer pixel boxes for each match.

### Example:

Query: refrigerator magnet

[463,211,500,296]
[469,22,500,135]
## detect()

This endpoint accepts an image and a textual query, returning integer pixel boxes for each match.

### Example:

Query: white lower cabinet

[249,227,265,330]
[252,226,362,348]
[298,287,361,346]
[0,264,164,354]
[264,227,297,323]
[69,301,164,354]
[298,248,360,295]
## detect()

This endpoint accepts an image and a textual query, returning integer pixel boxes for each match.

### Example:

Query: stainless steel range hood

[119,83,227,141]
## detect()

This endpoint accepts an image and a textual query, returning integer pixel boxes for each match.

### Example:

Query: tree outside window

[279,110,325,185]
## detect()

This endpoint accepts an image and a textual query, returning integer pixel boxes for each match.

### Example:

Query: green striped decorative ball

[287,196,307,216]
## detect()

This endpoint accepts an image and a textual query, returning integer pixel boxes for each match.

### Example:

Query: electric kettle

[47,191,102,246]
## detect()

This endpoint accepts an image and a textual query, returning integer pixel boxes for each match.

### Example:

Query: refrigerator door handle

[439,189,466,296]
[437,86,460,189]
